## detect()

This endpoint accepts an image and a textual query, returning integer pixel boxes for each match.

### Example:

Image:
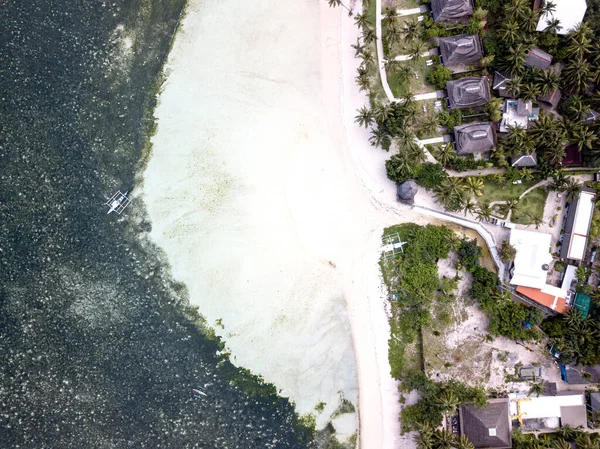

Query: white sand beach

[142,0,425,447]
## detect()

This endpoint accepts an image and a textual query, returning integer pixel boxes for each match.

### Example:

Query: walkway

[394,51,431,62]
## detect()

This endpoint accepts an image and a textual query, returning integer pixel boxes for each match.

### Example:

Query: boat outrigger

[192,385,208,399]
[106,190,131,215]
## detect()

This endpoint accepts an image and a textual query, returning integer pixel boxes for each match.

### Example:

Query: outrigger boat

[193,385,208,399]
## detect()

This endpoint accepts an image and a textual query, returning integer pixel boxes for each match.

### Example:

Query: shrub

[499,240,517,263]
[458,238,481,272]
[427,64,453,89]
[415,163,447,190]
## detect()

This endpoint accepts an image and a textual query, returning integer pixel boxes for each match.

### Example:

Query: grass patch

[477,178,538,205]
[511,188,549,225]
[389,0,421,11]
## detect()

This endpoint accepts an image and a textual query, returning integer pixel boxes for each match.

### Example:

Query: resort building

[493,71,512,98]
[509,393,587,431]
[509,229,570,313]
[536,0,587,35]
[446,76,491,109]
[511,153,537,168]
[524,47,553,70]
[560,189,596,261]
[538,88,561,109]
[454,122,496,155]
[499,99,539,133]
[438,34,482,71]
[431,0,474,23]
[460,398,512,449]
[582,109,600,125]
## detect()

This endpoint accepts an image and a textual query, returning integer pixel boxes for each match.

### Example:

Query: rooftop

[511,153,537,167]
[460,398,512,449]
[509,393,585,430]
[538,88,561,109]
[509,229,553,289]
[447,76,491,109]
[454,121,496,154]
[431,0,474,23]
[525,48,553,70]
[516,285,569,314]
[493,71,512,98]
[438,34,483,70]
[499,99,537,133]
[536,0,587,35]
[560,190,596,261]
[396,180,418,203]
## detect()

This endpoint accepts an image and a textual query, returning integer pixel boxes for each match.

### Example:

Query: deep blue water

[0,0,313,447]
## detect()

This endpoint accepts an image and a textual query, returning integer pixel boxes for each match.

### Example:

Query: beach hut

[396,180,419,204]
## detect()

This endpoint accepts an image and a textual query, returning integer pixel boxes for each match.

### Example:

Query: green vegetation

[499,240,517,263]
[511,187,548,226]
[415,163,447,190]
[400,371,487,432]
[477,177,537,204]
[542,310,600,366]
[471,267,543,340]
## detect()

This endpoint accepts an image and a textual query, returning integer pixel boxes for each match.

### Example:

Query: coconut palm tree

[463,198,477,217]
[571,126,597,152]
[409,41,428,64]
[530,111,556,143]
[453,435,475,449]
[505,75,523,98]
[567,95,588,121]
[528,379,546,397]
[522,9,540,33]
[552,439,573,449]
[355,106,374,128]
[476,201,493,222]
[437,389,459,413]
[386,151,419,180]
[373,102,393,123]
[351,38,365,57]
[355,72,370,92]
[557,425,577,442]
[396,65,414,83]
[463,177,484,198]
[527,213,544,229]
[327,0,352,13]
[521,83,541,101]
[505,197,520,217]
[420,114,439,136]
[402,17,421,43]
[385,22,402,47]
[414,431,434,449]
[369,127,386,147]
[434,429,455,449]
[564,177,582,202]
[575,434,599,449]
[363,27,377,44]
[498,20,520,46]
[433,142,456,166]
[354,12,370,29]
[535,68,560,96]
[562,56,592,94]
[382,7,398,26]
[545,18,562,34]
[504,0,529,21]
[500,44,528,76]
[541,0,556,15]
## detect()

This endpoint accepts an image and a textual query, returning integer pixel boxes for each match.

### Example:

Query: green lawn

[477,179,538,205]
[512,188,549,225]
[388,0,421,11]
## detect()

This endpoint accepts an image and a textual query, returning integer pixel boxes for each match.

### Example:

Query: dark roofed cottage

[524,47,553,69]
[438,34,483,70]
[431,0,474,23]
[493,71,512,98]
[459,398,512,449]
[454,121,496,154]
[447,77,490,109]
[396,180,419,204]
[538,87,561,109]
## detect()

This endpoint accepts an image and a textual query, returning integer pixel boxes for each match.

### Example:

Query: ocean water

[0,0,314,447]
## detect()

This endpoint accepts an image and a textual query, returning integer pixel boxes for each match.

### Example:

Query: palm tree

[521,83,541,101]
[504,0,529,21]
[562,56,592,94]
[453,435,475,449]
[409,41,428,64]
[544,17,562,34]
[354,12,370,29]
[386,151,418,180]
[385,22,402,47]
[355,72,370,92]
[528,379,546,397]
[505,197,520,218]
[327,0,352,13]
[575,435,599,449]
[505,75,523,98]
[437,389,459,413]
[567,95,588,121]
[527,213,544,229]
[571,126,597,152]
[351,38,365,57]
[520,167,534,181]
[363,27,376,44]
[355,106,374,128]
[500,44,528,76]
[463,198,477,217]
[541,0,556,15]
[433,142,456,166]
[369,127,386,147]
[480,55,495,68]
[498,20,520,46]
[535,68,560,96]
[396,65,414,83]
[373,102,393,123]
[414,432,434,449]
[530,111,556,143]
[476,202,493,222]
[382,7,398,26]
[402,18,421,43]
[556,425,577,442]
[434,429,455,449]
[552,439,573,449]
[420,114,439,136]
[463,177,484,198]
[564,177,582,202]
[523,9,540,33]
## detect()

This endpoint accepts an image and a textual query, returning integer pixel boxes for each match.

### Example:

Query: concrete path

[375,0,395,102]
[414,92,438,101]
[393,51,430,62]
[418,136,444,145]
[398,7,421,15]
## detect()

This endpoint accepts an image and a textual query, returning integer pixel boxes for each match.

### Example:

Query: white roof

[509,394,584,419]
[509,229,553,288]
[541,284,567,299]
[537,0,587,35]
[560,264,577,290]
[566,191,595,261]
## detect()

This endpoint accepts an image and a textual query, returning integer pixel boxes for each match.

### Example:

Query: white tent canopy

[537,0,587,35]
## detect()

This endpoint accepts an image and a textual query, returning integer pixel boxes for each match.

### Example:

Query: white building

[509,393,586,430]
[536,0,587,35]
[560,190,596,261]
[509,229,553,289]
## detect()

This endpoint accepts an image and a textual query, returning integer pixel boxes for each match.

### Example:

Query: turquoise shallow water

[0,0,313,447]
